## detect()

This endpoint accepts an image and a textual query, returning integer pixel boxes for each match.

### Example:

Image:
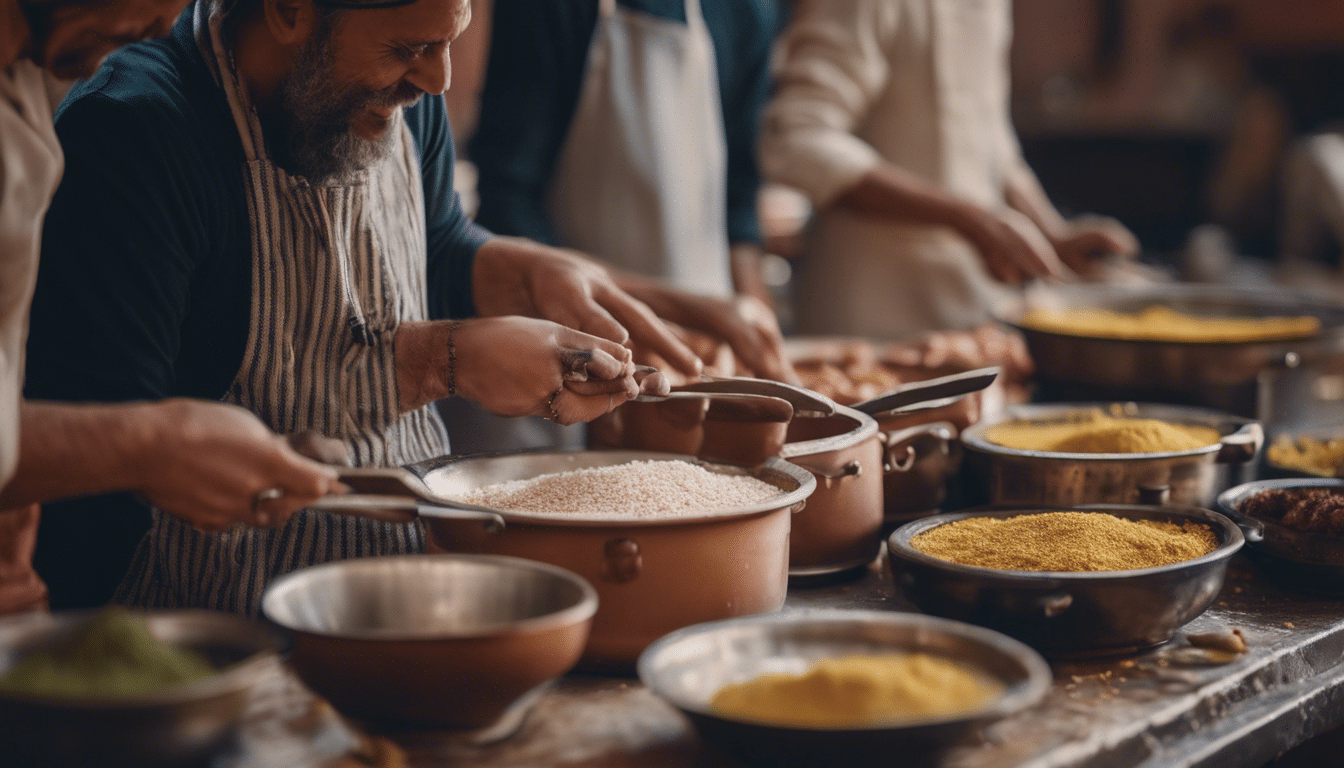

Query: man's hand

[135,400,344,531]
[1048,215,1140,277]
[960,206,1072,284]
[627,291,800,384]
[472,237,703,376]
[395,316,668,418]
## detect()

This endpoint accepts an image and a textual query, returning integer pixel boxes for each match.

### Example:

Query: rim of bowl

[959,402,1250,461]
[636,609,1052,732]
[413,451,817,528]
[260,553,599,641]
[887,505,1244,581]
[780,405,879,459]
[0,609,277,709]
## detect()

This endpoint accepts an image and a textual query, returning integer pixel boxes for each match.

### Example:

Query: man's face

[22,0,190,80]
[270,0,470,183]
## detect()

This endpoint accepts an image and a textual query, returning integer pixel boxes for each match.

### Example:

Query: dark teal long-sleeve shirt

[469,0,777,249]
[24,7,487,608]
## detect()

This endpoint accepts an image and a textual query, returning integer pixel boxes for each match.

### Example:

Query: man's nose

[405,45,450,96]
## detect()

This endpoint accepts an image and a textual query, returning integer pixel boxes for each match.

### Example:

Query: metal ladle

[309,466,506,531]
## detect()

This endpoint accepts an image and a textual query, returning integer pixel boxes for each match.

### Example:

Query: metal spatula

[852,366,1000,419]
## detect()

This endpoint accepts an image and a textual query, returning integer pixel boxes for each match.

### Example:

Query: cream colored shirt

[760,0,1025,335]
[0,60,64,489]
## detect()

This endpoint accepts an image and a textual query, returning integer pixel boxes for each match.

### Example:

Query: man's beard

[268,16,421,185]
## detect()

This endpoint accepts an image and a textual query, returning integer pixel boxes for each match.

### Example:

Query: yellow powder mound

[1266,435,1344,477]
[1020,306,1320,343]
[985,409,1220,453]
[710,653,1003,727]
[910,511,1219,572]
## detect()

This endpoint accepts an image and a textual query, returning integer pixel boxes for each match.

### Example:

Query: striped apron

[116,0,451,616]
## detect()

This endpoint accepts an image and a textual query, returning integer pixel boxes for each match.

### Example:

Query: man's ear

[263,0,317,47]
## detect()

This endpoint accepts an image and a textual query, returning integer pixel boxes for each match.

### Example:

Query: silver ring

[252,487,284,511]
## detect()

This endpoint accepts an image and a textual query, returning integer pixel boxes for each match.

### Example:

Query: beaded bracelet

[445,320,462,397]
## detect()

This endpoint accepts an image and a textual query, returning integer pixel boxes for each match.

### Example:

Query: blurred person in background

[24,0,697,613]
[760,0,1139,338]
[470,0,795,385]
[0,0,354,616]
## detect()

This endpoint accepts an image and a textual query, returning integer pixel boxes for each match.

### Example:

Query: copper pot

[406,450,815,670]
[779,407,883,578]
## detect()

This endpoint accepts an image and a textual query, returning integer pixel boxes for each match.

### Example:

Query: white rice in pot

[451,460,783,520]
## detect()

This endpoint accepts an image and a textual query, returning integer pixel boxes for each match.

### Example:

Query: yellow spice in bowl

[1020,306,1320,343]
[1265,435,1344,477]
[910,511,1219,572]
[710,653,1003,727]
[984,410,1220,453]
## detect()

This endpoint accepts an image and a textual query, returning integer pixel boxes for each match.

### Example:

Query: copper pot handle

[879,421,957,474]
[600,538,643,583]
[792,459,862,489]
[1216,422,1263,464]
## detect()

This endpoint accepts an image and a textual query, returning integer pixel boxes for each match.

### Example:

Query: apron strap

[193,0,263,161]
[598,0,615,18]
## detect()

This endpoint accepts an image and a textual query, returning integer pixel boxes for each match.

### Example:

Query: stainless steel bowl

[888,505,1244,658]
[960,402,1262,507]
[262,554,597,729]
[0,609,277,768]
[637,610,1051,767]
[996,283,1344,416]
[1216,478,1344,595]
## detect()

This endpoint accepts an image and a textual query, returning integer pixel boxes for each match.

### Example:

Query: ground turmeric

[1265,434,1344,477]
[1020,305,1320,343]
[710,653,1003,727]
[911,511,1219,572]
[985,409,1220,453]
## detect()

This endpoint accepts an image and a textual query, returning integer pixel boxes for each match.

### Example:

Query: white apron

[547,0,732,298]
[0,61,63,488]
[117,1,452,616]
[795,0,1018,337]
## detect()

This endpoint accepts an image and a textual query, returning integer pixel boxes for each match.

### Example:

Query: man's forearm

[834,163,986,235]
[730,243,772,306]
[1003,162,1068,242]
[0,401,157,509]
[394,320,454,413]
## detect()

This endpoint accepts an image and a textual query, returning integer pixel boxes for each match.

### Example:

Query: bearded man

[25,0,692,613]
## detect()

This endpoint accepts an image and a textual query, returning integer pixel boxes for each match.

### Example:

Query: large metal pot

[960,402,1262,507]
[405,450,815,670]
[779,407,883,578]
[996,283,1344,416]
[887,505,1244,657]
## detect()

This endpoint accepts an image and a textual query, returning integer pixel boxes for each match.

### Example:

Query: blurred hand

[136,400,344,532]
[962,207,1071,284]
[629,291,800,385]
[452,316,667,425]
[472,237,703,377]
[1049,215,1140,277]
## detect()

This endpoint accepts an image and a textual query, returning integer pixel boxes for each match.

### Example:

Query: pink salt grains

[456,460,782,520]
